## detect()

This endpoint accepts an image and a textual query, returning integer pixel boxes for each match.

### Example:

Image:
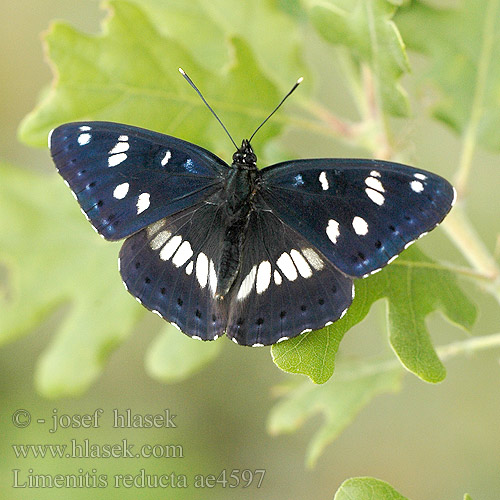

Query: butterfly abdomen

[216,163,261,298]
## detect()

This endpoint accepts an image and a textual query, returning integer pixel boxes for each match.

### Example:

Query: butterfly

[49,73,455,347]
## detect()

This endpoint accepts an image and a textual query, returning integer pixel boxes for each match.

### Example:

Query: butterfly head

[232,140,257,170]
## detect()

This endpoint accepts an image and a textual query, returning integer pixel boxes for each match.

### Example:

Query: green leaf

[146,324,223,383]
[118,0,228,71]
[19,1,282,163]
[332,477,470,499]
[395,0,500,152]
[304,0,410,116]
[126,0,308,89]
[334,477,410,500]
[268,360,402,466]
[0,163,143,397]
[272,246,477,384]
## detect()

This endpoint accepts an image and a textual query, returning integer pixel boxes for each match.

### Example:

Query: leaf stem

[393,258,494,282]
[442,205,499,280]
[336,332,500,381]
[438,0,500,305]
[437,332,500,361]
[442,205,500,303]
[295,95,355,139]
[454,0,500,196]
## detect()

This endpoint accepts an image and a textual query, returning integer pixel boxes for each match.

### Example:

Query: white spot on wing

[172,240,193,267]
[77,133,91,146]
[108,153,127,167]
[451,187,457,206]
[388,254,399,264]
[365,176,385,192]
[80,207,90,221]
[410,180,424,193]
[118,135,128,141]
[113,182,129,200]
[160,234,182,261]
[276,253,298,281]
[185,261,194,275]
[326,219,340,244]
[301,247,324,271]
[365,187,385,206]
[237,265,257,300]
[414,173,427,180]
[161,150,172,166]
[319,171,329,190]
[273,270,282,285]
[252,343,264,348]
[352,216,368,236]
[79,125,91,131]
[209,260,217,295]
[109,141,129,155]
[370,170,381,177]
[256,261,272,294]
[147,220,164,238]
[290,249,312,278]
[151,230,172,250]
[196,252,209,288]
[48,128,54,148]
[136,193,150,214]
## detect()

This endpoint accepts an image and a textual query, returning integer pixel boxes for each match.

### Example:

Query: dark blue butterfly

[49,80,455,346]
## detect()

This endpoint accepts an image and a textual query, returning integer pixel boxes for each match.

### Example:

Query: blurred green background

[1,1,500,499]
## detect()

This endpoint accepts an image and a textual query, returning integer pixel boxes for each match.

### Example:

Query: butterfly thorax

[216,140,261,299]
[226,140,259,212]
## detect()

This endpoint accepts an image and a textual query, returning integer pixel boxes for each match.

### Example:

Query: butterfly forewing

[225,200,354,346]
[260,159,455,278]
[50,122,229,240]
[119,201,229,340]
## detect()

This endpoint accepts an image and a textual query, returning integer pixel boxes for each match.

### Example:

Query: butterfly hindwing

[225,199,354,346]
[118,201,230,340]
[260,159,455,278]
[49,121,229,241]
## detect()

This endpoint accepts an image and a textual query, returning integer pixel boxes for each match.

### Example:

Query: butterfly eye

[232,152,243,163]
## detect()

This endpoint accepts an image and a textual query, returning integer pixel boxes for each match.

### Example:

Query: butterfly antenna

[179,68,238,150]
[248,77,303,144]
